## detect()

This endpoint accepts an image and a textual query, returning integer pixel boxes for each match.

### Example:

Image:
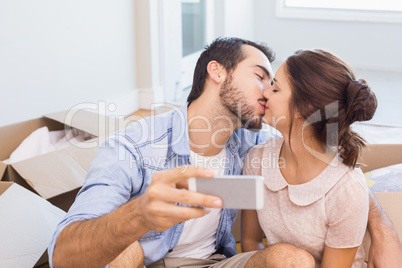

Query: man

[49,37,401,268]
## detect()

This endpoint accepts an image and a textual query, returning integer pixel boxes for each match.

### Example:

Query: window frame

[276,0,402,24]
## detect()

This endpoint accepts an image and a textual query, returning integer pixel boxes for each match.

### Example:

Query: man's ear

[207,61,226,83]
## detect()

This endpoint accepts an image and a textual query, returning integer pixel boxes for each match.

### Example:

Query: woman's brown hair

[285,49,377,168]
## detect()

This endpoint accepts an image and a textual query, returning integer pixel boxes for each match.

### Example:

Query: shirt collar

[170,103,190,156]
[227,130,241,154]
[262,138,350,206]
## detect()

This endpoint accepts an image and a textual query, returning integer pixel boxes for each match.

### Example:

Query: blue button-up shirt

[48,104,272,267]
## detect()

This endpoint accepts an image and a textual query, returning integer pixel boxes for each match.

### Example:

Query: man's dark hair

[187,37,276,104]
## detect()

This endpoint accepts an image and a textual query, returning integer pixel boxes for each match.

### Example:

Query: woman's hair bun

[344,79,378,124]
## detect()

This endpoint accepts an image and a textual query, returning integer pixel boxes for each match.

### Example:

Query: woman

[241,49,377,267]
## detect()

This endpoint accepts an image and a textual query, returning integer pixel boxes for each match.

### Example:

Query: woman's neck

[280,130,335,185]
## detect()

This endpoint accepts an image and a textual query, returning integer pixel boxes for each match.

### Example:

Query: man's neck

[187,97,238,157]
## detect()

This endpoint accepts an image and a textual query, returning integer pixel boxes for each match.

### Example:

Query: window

[160,0,215,105]
[276,0,402,23]
[182,0,206,57]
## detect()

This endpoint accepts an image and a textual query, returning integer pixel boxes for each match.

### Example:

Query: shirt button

[168,249,173,253]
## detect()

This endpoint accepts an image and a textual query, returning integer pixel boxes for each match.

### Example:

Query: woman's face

[262,63,294,132]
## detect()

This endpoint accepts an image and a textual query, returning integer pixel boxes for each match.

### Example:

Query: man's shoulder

[235,126,278,148]
[122,108,177,141]
[101,109,178,156]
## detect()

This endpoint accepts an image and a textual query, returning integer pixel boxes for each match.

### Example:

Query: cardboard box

[360,144,402,261]
[0,105,175,213]
[360,144,402,241]
[0,181,66,267]
[0,109,123,211]
[232,143,402,257]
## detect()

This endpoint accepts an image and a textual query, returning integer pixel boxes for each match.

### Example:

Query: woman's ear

[207,61,226,83]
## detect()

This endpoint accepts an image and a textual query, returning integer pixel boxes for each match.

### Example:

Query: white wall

[253,0,402,72]
[0,0,137,127]
[221,0,255,40]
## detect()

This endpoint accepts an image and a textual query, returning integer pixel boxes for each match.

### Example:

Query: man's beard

[219,74,263,131]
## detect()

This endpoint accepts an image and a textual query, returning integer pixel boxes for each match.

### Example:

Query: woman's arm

[321,245,358,268]
[367,191,402,267]
[241,209,265,252]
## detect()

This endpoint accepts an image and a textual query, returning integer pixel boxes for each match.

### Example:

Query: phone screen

[188,176,264,209]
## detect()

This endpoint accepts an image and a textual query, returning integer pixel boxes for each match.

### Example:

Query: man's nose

[263,84,272,99]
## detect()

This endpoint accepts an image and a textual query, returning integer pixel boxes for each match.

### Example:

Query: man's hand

[52,166,222,268]
[367,232,402,268]
[136,165,223,232]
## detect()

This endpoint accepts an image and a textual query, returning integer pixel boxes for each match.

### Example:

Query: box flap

[0,183,65,268]
[360,144,402,173]
[0,181,13,195]
[11,143,98,199]
[0,161,7,179]
[0,117,64,161]
[45,110,123,138]
[374,192,402,240]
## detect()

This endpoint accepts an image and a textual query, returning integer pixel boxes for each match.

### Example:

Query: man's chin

[242,118,263,131]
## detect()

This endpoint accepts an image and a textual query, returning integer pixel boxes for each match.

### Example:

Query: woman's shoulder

[325,165,369,206]
[333,167,368,193]
[324,166,369,249]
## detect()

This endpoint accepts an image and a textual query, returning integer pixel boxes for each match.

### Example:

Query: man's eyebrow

[256,65,272,78]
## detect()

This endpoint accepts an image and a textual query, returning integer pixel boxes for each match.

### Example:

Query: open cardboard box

[232,143,402,260]
[0,109,124,211]
[0,181,66,267]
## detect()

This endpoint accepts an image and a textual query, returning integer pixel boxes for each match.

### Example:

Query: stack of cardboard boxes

[0,109,128,267]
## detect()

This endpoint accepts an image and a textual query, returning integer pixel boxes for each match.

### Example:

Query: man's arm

[52,166,222,268]
[367,191,402,268]
[53,198,147,268]
[109,241,144,268]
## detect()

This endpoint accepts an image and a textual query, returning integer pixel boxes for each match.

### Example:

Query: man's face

[219,45,273,130]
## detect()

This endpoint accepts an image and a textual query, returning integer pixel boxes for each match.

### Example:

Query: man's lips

[260,103,268,111]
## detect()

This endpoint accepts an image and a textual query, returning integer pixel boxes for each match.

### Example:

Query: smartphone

[188,175,264,209]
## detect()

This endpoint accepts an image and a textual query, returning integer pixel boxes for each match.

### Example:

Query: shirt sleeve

[324,168,369,248]
[48,132,144,267]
